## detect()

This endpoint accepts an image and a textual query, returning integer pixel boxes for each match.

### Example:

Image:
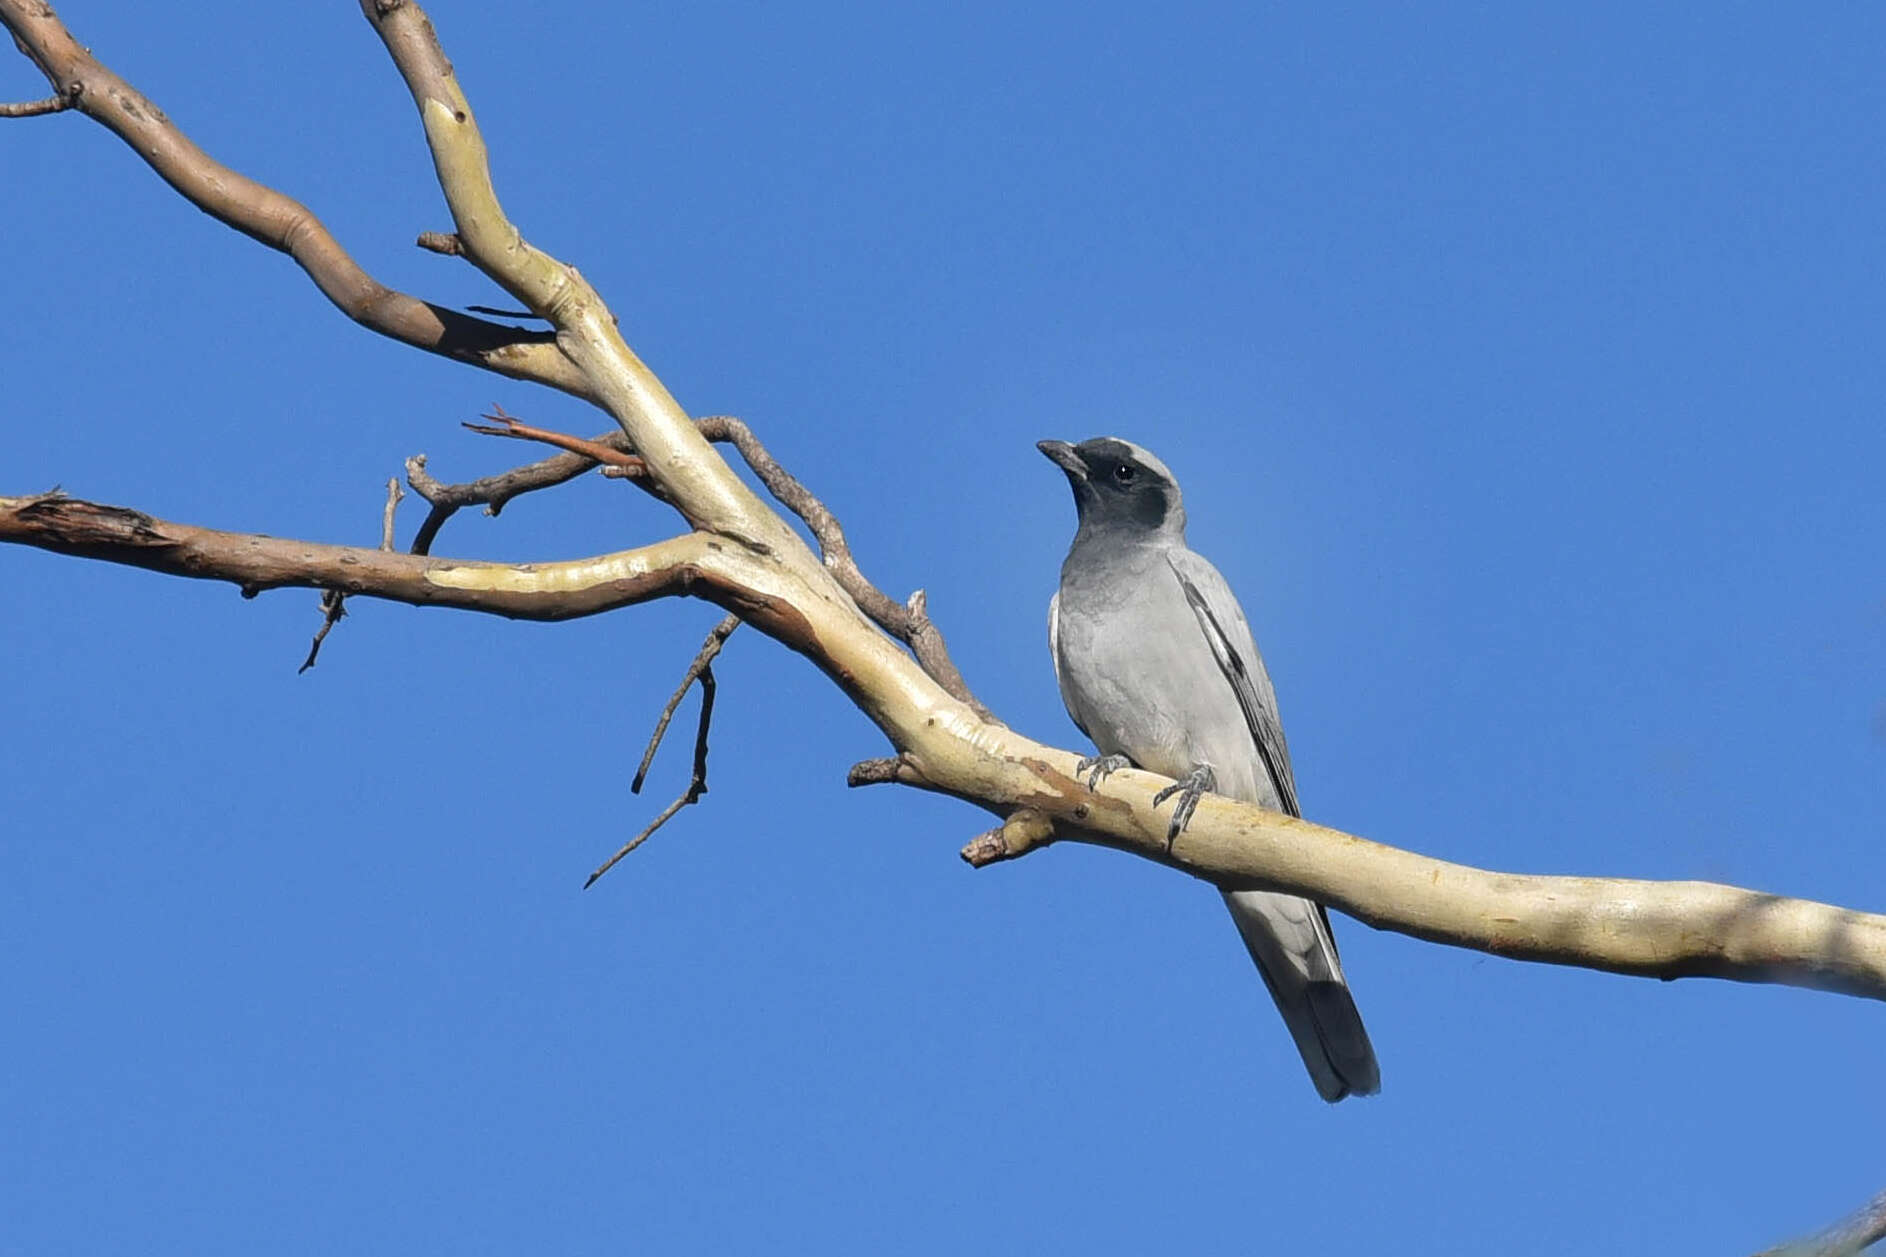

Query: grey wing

[1047,591,1093,742]
[1167,551,1378,1098]
[1164,550,1300,818]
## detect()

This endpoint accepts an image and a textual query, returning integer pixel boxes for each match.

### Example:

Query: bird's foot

[1075,753,1131,791]
[1152,763,1217,847]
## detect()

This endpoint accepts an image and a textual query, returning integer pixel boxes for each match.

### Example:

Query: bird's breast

[1053,566,1257,792]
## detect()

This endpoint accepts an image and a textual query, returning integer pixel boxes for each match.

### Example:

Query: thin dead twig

[0,93,69,117]
[403,413,643,557]
[465,405,650,478]
[585,621,734,888]
[380,477,404,551]
[405,447,598,556]
[298,478,402,673]
[297,590,347,674]
[633,614,741,794]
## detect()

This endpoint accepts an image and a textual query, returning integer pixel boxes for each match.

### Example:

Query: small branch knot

[961,809,1055,868]
[847,756,916,787]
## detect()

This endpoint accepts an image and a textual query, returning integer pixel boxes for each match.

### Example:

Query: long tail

[1220,889,1380,1102]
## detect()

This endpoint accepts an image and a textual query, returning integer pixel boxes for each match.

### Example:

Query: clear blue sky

[4,3,1883,1253]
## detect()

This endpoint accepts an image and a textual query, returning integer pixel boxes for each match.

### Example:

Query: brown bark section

[0,493,701,621]
[0,0,592,397]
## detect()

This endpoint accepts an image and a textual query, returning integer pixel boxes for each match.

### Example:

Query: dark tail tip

[1307,980,1381,1101]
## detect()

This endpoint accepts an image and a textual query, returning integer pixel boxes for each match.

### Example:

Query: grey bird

[1040,436,1380,1102]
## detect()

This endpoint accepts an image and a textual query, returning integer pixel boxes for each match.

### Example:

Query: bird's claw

[1152,764,1217,846]
[1075,753,1131,791]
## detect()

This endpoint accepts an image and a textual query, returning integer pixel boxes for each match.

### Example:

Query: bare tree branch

[298,478,406,673]
[584,781,699,888]
[586,635,729,889]
[297,589,348,675]
[5,485,1884,1002]
[403,443,609,556]
[380,477,404,551]
[0,492,749,624]
[356,0,789,547]
[1756,1186,1886,1257]
[0,0,594,399]
[466,406,651,481]
[633,615,741,794]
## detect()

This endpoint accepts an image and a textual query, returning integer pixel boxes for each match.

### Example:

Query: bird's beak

[1037,439,1087,480]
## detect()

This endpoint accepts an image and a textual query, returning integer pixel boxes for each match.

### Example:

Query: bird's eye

[1113,464,1136,484]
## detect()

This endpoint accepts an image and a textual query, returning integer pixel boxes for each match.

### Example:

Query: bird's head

[1037,436,1186,540]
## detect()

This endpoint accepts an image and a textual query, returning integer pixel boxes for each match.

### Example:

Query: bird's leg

[1152,763,1217,846]
[1075,752,1132,791]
